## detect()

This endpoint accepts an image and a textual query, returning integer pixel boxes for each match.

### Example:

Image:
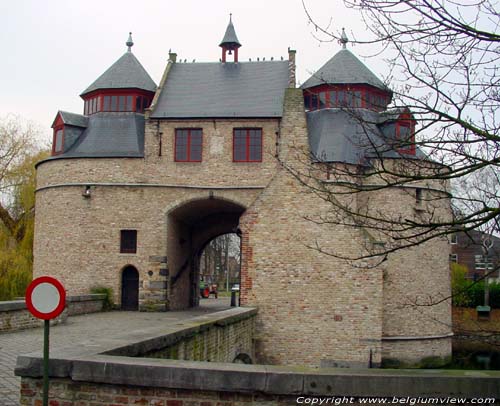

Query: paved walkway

[0,298,230,406]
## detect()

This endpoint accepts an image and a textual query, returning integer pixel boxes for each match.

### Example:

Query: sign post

[25,276,66,406]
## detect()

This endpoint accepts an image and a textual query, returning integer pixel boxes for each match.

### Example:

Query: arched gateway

[166,198,245,310]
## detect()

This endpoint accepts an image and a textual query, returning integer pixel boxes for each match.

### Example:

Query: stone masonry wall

[33,187,257,309]
[239,89,452,367]
[34,118,279,309]
[239,89,384,367]
[357,164,453,364]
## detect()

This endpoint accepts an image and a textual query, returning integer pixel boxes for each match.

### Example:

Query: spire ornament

[340,28,348,49]
[126,32,134,52]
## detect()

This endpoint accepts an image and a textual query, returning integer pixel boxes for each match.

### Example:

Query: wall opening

[199,233,241,298]
[121,265,139,311]
[167,198,245,310]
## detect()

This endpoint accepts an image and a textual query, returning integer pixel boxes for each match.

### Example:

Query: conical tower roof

[301,48,389,91]
[219,14,241,48]
[81,42,156,96]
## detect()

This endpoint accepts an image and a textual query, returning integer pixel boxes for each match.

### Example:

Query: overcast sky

[1,0,384,143]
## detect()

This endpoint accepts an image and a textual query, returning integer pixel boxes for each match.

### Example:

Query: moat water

[446,339,500,370]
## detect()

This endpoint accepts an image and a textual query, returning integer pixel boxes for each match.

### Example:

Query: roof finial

[126,32,134,52]
[230,12,232,23]
[340,28,348,49]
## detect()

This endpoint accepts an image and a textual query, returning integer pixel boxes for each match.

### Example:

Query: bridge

[0,298,235,406]
[2,298,500,405]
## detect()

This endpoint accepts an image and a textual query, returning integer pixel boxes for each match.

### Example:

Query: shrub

[451,263,500,308]
[90,286,114,310]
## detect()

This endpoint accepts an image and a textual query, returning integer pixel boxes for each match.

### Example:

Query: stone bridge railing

[0,294,106,333]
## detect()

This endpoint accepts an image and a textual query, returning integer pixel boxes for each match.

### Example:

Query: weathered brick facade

[34,30,452,367]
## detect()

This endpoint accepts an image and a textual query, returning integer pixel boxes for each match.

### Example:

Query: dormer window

[52,128,64,155]
[395,120,416,155]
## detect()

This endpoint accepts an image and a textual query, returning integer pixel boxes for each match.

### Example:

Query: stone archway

[166,198,245,309]
[121,265,139,310]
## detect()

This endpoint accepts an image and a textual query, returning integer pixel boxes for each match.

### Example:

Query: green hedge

[451,263,500,308]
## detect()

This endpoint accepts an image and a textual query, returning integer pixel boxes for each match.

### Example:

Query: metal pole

[43,319,50,406]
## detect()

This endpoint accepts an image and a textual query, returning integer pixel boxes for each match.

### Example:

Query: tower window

[415,188,422,204]
[120,230,137,254]
[233,128,262,162]
[175,129,203,162]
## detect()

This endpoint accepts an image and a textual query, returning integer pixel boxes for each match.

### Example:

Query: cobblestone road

[0,298,230,406]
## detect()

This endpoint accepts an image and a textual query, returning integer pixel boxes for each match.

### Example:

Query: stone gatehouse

[34,19,452,367]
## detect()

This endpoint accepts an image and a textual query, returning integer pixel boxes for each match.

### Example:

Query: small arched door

[121,266,139,310]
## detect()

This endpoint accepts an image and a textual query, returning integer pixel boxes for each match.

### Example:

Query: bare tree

[0,114,43,242]
[200,233,240,288]
[295,0,500,263]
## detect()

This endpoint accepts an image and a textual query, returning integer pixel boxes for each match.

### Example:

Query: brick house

[34,20,452,367]
[450,230,500,281]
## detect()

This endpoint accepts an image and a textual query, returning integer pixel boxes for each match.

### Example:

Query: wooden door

[121,266,139,310]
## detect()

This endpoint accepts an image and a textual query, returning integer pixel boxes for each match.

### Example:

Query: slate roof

[81,52,157,96]
[219,18,241,47]
[301,49,389,91]
[44,112,144,160]
[150,61,289,118]
[307,108,425,165]
[53,111,88,128]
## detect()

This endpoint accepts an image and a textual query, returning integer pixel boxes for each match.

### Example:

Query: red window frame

[174,128,203,162]
[396,120,416,155]
[233,128,263,162]
[83,92,153,115]
[52,126,64,156]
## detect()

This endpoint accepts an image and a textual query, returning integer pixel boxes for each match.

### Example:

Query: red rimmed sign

[26,276,66,320]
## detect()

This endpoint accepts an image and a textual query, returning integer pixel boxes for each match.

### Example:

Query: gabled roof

[219,16,241,47]
[52,111,88,128]
[150,61,289,118]
[81,52,157,96]
[378,108,413,123]
[301,49,389,92]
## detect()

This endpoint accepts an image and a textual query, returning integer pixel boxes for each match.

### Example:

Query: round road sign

[26,276,66,320]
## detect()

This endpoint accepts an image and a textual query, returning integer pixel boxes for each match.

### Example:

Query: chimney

[288,48,296,88]
[169,51,177,63]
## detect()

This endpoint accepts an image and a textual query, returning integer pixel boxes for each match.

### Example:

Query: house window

[52,128,64,155]
[175,129,203,162]
[450,254,458,263]
[450,233,457,244]
[233,128,262,162]
[475,254,493,271]
[120,230,137,254]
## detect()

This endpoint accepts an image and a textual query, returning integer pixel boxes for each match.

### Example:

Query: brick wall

[140,312,254,363]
